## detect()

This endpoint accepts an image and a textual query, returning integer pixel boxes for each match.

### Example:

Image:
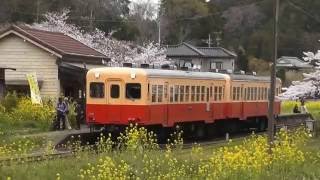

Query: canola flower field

[0,125,320,180]
[0,101,319,179]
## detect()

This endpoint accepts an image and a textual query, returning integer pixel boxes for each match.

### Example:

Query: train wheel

[195,123,206,139]
[258,118,267,131]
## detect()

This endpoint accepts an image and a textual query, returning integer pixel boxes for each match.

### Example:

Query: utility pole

[158,2,162,45]
[36,0,40,23]
[214,31,222,47]
[89,8,94,32]
[268,0,279,144]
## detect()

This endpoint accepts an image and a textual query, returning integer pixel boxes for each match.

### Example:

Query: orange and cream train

[86,67,281,135]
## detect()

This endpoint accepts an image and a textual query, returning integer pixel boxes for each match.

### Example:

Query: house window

[216,62,223,70]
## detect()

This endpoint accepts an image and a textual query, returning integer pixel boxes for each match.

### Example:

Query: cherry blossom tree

[280,51,320,100]
[29,9,169,66]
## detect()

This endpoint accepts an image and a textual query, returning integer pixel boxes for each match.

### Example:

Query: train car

[86,67,281,136]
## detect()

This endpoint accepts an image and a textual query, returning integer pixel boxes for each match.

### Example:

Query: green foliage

[1,92,19,112]
[0,96,55,134]
[248,56,270,75]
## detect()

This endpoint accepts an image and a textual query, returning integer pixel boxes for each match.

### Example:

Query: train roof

[88,67,280,82]
[230,74,281,83]
[88,67,229,80]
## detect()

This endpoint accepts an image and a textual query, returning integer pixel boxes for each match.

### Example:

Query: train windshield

[126,83,141,99]
[90,82,104,98]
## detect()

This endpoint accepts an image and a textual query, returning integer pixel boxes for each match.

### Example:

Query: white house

[166,42,237,72]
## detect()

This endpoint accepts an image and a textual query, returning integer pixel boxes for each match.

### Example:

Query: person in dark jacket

[75,99,83,130]
[56,97,67,130]
[293,104,300,113]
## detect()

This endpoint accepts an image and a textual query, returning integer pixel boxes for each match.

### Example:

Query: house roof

[276,56,313,69]
[0,25,109,63]
[166,42,236,58]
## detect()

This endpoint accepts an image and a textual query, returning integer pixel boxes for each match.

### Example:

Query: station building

[0,25,109,99]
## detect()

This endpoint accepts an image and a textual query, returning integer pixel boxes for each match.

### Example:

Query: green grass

[281,101,320,120]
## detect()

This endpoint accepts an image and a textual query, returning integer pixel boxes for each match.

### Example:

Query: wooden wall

[0,34,60,97]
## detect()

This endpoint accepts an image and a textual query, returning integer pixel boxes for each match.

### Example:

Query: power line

[286,0,320,24]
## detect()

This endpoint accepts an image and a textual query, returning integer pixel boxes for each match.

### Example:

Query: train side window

[222,87,225,100]
[218,86,223,101]
[237,87,241,100]
[214,87,218,101]
[243,88,247,100]
[158,85,163,102]
[201,86,205,101]
[126,83,141,99]
[196,86,200,102]
[257,87,260,100]
[170,87,174,102]
[180,86,184,102]
[191,86,195,102]
[210,86,213,98]
[265,88,268,100]
[174,85,179,102]
[251,87,254,100]
[90,82,104,98]
[232,87,236,100]
[185,86,190,102]
[164,84,168,99]
[110,84,120,98]
[152,85,157,102]
[260,87,264,100]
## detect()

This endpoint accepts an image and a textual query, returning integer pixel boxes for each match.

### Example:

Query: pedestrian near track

[75,99,83,130]
[56,97,66,130]
[64,97,72,130]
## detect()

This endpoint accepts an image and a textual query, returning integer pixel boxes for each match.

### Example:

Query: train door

[106,80,122,122]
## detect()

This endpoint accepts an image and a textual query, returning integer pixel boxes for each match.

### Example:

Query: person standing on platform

[75,99,83,130]
[56,97,66,130]
[64,97,72,130]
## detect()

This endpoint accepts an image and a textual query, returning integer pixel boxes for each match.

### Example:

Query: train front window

[126,83,141,99]
[90,82,104,98]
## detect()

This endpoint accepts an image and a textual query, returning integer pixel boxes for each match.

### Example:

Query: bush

[9,98,55,130]
[1,92,19,112]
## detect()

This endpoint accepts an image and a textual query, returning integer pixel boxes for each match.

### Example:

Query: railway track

[0,113,313,166]
[0,150,73,166]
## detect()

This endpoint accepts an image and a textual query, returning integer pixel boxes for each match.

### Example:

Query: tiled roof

[197,47,237,57]
[0,25,109,61]
[166,42,236,58]
[277,56,313,69]
[166,43,201,57]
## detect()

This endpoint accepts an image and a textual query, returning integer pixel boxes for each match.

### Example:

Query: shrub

[7,97,55,131]
[1,92,19,112]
